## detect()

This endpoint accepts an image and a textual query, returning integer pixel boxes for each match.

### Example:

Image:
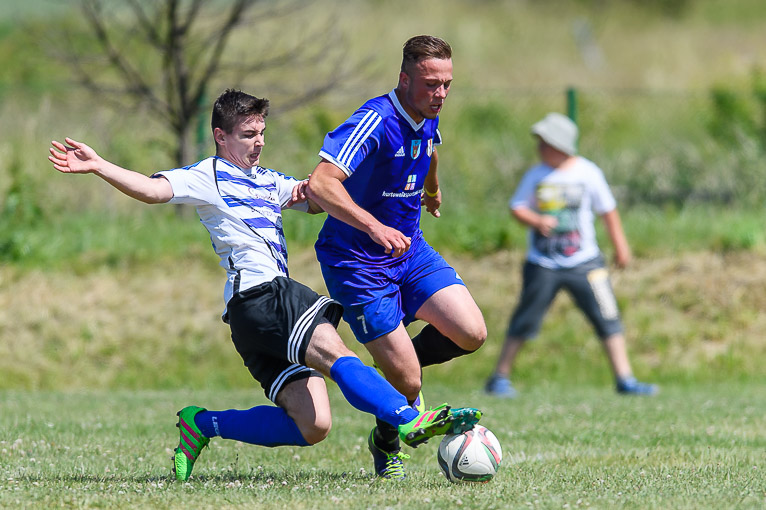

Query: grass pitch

[1,383,763,509]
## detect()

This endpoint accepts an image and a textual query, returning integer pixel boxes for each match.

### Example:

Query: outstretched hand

[49,138,102,174]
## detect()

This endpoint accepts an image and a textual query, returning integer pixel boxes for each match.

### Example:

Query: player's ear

[398,71,410,91]
[213,127,226,147]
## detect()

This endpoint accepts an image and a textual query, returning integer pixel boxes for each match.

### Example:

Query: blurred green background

[1,0,765,390]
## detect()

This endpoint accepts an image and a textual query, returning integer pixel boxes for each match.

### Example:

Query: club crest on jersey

[427,138,433,157]
[410,139,421,159]
[404,174,417,191]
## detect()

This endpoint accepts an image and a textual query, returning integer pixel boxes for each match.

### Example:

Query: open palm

[49,138,101,174]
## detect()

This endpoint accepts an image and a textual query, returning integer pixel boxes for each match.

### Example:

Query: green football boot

[398,404,482,448]
[172,406,210,481]
[448,406,484,434]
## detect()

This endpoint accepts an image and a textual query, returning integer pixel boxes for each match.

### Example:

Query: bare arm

[49,138,173,204]
[306,198,324,214]
[601,208,631,268]
[306,160,411,257]
[511,206,559,237]
[421,148,441,218]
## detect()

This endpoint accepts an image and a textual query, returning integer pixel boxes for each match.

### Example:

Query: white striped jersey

[156,156,308,312]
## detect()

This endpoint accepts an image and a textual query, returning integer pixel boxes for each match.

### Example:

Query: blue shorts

[320,239,464,343]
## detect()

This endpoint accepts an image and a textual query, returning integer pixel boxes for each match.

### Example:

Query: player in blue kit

[49,89,481,481]
[306,36,487,479]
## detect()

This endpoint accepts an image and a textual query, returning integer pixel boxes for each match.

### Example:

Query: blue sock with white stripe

[330,356,419,427]
[194,406,310,447]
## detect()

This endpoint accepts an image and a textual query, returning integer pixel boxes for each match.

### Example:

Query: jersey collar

[388,89,425,132]
[215,156,256,176]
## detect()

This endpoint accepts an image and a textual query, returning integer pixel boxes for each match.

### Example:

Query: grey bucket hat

[531,112,578,155]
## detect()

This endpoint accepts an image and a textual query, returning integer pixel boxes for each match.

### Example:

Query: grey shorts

[508,256,623,340]
[226,276,343,402]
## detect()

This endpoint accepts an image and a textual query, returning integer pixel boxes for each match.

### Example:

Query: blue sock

[194,406,309,447]
[330,356,418,427]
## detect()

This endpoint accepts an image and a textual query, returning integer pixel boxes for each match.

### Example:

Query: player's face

[400,58,453,122]
[215,115,266,169]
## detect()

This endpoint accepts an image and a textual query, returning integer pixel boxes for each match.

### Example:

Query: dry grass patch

[1,249,764,390]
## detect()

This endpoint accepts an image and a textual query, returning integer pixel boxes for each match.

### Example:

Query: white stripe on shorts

[287,296,332,363]
[268,364,311,403]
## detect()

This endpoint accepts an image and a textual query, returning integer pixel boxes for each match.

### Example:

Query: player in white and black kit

[49,89,481,481]
[484,112,657,398]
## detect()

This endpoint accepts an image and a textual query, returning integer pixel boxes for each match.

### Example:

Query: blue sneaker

[368,430,409,479]
[485,375,517,398]
[616,376,658,396]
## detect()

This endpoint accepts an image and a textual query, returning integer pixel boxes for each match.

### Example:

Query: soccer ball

[437,425,502,483]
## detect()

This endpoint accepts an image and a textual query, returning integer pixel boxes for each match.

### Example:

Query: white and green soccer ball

[437,424,502,483]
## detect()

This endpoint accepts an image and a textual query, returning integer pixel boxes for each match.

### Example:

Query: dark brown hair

[211,89,269,135]
[401,35,452,73]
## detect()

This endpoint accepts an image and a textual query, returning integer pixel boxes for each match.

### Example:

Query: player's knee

[392,373,422,402]
[298,413,332,445]
[455,321,487,352]
[472,322,488,350]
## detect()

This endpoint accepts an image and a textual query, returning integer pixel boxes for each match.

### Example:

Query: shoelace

[383,452,410,478]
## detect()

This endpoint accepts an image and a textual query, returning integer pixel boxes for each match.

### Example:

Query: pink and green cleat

[173,406,210,481]
[398,404,482,448]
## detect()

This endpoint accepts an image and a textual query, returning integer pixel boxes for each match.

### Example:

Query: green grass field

[1,383,763,509]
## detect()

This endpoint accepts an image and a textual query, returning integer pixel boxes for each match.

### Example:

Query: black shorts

[508,256,623,340]
[226,276,343,402]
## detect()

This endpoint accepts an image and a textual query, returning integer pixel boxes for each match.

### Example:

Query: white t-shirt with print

[510,156,616,269]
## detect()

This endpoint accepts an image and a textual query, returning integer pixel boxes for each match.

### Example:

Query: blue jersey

[315,89,442,267]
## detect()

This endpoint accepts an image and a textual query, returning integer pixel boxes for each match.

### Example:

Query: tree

[62,0,351,166]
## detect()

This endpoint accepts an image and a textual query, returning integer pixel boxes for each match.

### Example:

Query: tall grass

[4,0,766,221]
[3,199,765,270]
[11,86,766,267]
